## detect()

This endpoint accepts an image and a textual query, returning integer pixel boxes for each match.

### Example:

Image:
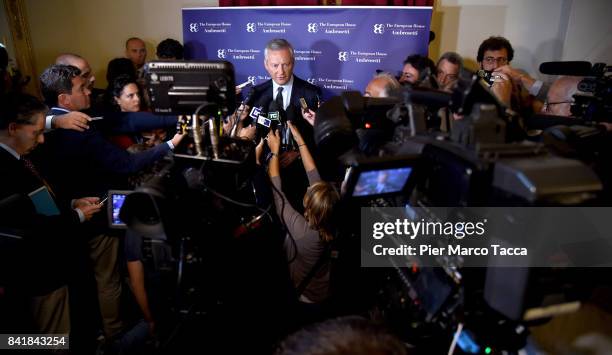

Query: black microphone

[285,106,297,123]
[268,100,281,123]
[539,61,592,76]
[268,100,291,149]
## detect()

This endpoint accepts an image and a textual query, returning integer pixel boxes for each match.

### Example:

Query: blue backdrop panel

[183,6,432,99]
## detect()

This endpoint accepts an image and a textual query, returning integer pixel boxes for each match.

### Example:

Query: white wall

[431,0,611,78]
[561,0,612,64]
[431,0,575,79]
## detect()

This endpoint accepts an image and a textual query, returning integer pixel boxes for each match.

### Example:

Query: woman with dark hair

[111,74,141,113]
[266,123,340,305]
[106,75,167,150]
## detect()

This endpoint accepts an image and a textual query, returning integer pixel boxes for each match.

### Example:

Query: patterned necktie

[21,156,56,198]
[275,87,284,110]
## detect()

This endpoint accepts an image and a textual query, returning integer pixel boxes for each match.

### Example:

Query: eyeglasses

[483,56,508,65]
[543,100,574,112]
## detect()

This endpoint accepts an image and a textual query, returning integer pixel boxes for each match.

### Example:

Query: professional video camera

[114,61,289,352]
[314,73,606,353]
[539,61,611,123]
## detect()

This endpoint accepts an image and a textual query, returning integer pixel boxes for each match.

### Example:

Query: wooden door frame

[3,0,39,97]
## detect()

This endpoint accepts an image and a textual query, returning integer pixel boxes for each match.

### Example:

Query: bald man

[541,76,582,117]
[125,37,147,80]
[56,53,95,89]
[365,72,401,98]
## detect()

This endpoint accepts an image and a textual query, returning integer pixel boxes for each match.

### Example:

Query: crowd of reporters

[0,32,609,355]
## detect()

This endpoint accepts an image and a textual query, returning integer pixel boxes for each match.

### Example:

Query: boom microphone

[539,61,592,76]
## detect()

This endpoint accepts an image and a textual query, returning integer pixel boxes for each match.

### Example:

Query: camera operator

[266,123,340,310]
[365,72,402,98]
[541,75,611,131]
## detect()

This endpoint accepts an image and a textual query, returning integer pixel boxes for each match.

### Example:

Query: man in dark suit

[246,38,321,150]
[34,64,184,343]
[0,92,102,335]
[51,53,178,135]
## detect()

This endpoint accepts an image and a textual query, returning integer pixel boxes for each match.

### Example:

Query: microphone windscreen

[268,100,279,113]
[539,61,592,76]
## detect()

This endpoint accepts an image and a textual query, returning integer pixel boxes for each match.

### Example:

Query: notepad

[28,186,60,216]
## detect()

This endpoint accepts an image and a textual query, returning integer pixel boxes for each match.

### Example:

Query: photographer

[266,123,340,306]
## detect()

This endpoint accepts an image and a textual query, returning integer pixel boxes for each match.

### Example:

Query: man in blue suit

[246,38,322,150]
[34,64,184,344]
[49,53,178,135]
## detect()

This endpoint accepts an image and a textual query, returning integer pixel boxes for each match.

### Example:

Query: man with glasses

[436,52,463,92]
[541,76,581,117]
[476,36,515,106]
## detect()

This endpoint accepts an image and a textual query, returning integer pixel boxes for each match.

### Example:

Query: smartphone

[299,97,308,111]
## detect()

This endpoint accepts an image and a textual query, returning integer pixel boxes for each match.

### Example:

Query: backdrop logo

[307,78,316,84]
[338,51,348,62]
[307,23,318,33]
[217,49,226,59]
[246,23,257,32]
[189,23,200,33]
[373,24,385,34]
[247,76,257,85]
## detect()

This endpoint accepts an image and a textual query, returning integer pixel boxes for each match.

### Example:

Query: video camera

[539,61,611,123]
[313,73,606,353]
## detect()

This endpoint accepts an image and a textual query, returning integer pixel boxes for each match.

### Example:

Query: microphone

[539,61,592,76]
[209,118,219,159]
[268,100,291,149]
[249,106,263,120]
[267,100,281,123]
[285,106,297,123]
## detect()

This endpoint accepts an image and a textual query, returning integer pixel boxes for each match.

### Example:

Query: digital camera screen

[111,194,127,226]
[352,167,413,197]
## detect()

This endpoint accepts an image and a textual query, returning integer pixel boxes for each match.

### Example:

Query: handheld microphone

[249,106,263,120]
[268,100,281,124]
[209,118,219,159]
[539,61,592,76]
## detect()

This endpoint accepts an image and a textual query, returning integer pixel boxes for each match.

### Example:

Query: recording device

[249,106,262,120]
[539,61,593,76]
[477,69,497,87]
[342,155,418,199]
[145,60,236,116]
[257,115,272,128]
[314,78,605,352]
[299,97,308,111]
[539,60,611,122]
[107,190,132,229]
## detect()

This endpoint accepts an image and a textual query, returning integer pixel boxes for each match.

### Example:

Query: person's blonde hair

[303,182,340,242]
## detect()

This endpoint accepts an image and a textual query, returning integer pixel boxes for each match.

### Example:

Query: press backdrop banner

[182,6,432,99]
